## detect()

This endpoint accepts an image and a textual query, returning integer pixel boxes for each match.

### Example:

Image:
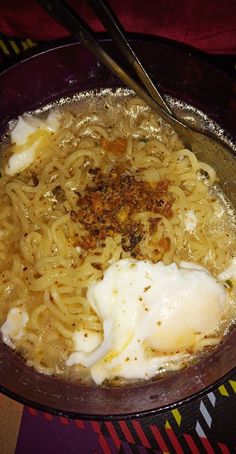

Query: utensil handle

[38,0,175,125]
[85,0,172,115]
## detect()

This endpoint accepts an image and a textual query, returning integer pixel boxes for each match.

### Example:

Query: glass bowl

[0,37,235,419]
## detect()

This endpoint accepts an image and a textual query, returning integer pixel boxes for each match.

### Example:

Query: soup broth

[0,90,235,385]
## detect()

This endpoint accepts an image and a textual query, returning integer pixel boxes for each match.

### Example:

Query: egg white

[67,259,228,384]
[10,109,61,147]
[1,307,29,349]
[5,109,61,176]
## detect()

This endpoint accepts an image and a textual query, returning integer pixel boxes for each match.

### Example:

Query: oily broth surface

[0,90,235,386]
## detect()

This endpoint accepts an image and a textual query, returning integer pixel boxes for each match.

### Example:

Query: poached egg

[67,259,228,384]
[5,109,61,176]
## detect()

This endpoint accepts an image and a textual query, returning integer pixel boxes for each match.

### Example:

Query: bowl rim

[0,364,235,420]
[1,32,235,81]
[0,36,235,419]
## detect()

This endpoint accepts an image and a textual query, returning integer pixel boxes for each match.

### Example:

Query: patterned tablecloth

[0,379,235,453]
[0,34,235,454]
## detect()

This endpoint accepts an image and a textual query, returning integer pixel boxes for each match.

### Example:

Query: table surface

[0,33,235,454]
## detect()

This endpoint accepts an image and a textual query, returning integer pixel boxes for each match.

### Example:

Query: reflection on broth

[0,90,235,386]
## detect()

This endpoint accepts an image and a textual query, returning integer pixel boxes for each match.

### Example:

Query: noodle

[0,91,235,384]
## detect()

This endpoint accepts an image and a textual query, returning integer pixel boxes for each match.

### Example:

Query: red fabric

[0,0,236,54]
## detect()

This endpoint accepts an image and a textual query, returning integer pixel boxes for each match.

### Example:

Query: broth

[0,90,235,385]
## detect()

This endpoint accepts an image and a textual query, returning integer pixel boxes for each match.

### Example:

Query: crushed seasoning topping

[71,167,174,252]
[52,185,66,203]
[31,172,39,187]
[100,137,127,156]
